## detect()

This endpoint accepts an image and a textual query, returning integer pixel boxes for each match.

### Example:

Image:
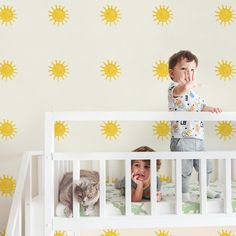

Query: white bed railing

[44,112,236,235]
[6,151,43,236]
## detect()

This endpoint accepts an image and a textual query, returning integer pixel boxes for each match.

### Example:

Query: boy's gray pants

[170,137,212,193]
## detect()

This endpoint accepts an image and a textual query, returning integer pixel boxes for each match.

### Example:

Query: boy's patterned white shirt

[168,82,207,140]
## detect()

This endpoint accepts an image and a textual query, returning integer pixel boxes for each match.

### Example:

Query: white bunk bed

[5,112,236,236]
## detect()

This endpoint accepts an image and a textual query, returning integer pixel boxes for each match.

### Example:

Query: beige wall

[1,0,236,234]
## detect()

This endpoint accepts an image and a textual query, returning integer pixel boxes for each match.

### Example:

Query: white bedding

[56,181,236,217]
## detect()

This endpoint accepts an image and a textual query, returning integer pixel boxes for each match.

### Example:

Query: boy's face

[131,160,150,181]
[169,58,197,83]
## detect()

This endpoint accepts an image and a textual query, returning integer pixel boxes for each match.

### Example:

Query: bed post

[44,112,55,236]
[232,160,236,181]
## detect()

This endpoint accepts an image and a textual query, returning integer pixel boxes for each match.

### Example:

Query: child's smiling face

[131,160,150,181]
[169,58,197,84]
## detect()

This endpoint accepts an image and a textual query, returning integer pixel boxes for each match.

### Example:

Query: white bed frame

[6,112,236,236]
[42,111,236,235]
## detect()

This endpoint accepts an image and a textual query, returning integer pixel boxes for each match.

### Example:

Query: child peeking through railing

[116,146,162,202]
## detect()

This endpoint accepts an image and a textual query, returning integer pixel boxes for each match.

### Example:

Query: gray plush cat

[58,170,100,217]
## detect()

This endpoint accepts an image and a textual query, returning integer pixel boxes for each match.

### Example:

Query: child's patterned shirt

[168,82,207,140]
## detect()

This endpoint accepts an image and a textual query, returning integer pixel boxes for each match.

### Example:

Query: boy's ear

[169,69,174,79]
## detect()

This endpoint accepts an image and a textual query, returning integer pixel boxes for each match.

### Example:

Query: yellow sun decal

[153,121,170,140]
[215,60,236,81]
[0,175,16,197]
[159,175,171,183]
[215,5,236,26]
[100,121,121,140]
[100,5,121,25]
[0,60,17,80]
[0,230,5,236]
[218,229,234,236]
[153,61,169,80]
[0,119,17,140]
[54,121,69,140]
[54,231,68,236]
[101,229,120,236]
[0,5,16,26]
[100,60,121,81]
[49,5,69,26]
[156,230,172,236]
[153,5,173,25]
[49,60,69,81]
[215,121,236,140]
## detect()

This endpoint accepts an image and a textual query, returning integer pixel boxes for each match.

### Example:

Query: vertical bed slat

[125,159,131,216]
[225,158,232,214]
[99,159,106,217]
[175,159,182,215]
[25,156,32,236]
[199,158,207,215]
[151,158,157,216]
[44,112,55,236]
[73,160,80,219]
[16,199,22,236]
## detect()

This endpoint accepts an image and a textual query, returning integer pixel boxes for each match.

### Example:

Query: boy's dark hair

[132,146,161,171]
[168,50,198,70]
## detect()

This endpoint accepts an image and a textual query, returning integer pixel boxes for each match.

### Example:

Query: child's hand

[209,107,222,113]
[131,172,143,187]
[183,69,197,90]
[156,191,162,202]
[202,106,222,113]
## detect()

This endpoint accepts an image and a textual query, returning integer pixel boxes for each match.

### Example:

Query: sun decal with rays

[100,5,121,25]
[54,121,69,140]
[0,230,5,236]
[153,60,169,80]
[155,230,172,236]
[153,5,173,26]
[218,229,234,236]
[0,175,16,197]
[215,60,236,81]
[100,60,121,81]
[159,175,171,183]
[0,5,16,26]
[153,121,170,140]
[48,5,69,26]
[0,119,17,140]
[215,121,236,140]
[100,121,121,140]
[0,60,17,80]
[49,60,69,81]
[54,231,68,236]
[215,5,236,26]
[101,229,120,236]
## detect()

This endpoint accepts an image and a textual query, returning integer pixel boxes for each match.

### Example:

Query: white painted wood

[52,214,236,230]
[199,159,207,215]
[38,111,236,234]
[14,199,22,236]
[125,159,131,216]
[25,157,32,236]
[38,156,43,196]
[53,111,236,121]
[151,158,157,216]
[175,159,182,215]
[54,151,236,161]
[99,159,106,217]
[232,159,236,180]
[44,112,55,236]
[6,152,30,236]
[225,158,232,214]
[73,160,80,218]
